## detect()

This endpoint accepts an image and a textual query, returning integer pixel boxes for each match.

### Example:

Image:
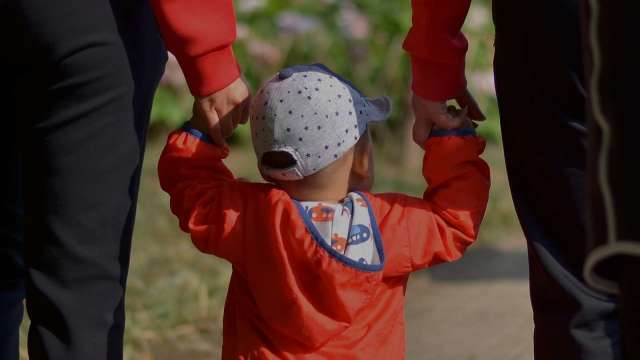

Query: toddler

[158,64,490,359]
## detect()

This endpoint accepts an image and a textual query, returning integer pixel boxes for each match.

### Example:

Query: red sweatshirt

[150,0,241,96]
[158,128,490,358]
[150,0,470,100]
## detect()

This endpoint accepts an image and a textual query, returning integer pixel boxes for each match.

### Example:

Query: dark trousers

[493,0,622,358]
[582,1,640,358]
[0,0,166,359]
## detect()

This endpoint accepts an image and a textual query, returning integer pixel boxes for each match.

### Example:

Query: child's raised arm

[367,130,490,276]
[157,125,264,264]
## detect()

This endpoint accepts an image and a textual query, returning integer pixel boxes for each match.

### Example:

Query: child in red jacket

[158,64,490,359]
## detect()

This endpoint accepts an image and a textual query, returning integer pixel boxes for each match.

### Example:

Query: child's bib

[299,192,379,265]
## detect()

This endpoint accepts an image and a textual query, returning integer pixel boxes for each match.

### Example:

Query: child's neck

[283,182,349,203]
[277,152,354,202]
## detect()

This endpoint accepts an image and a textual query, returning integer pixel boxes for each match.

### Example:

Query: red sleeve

[370,134,490,276]
[150,0,241,96]
[157,128,259,264]
[403,0,471,101]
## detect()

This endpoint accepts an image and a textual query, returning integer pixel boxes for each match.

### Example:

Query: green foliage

[150,86,191,129]
[150,0,501,148]
[236,0,414,139]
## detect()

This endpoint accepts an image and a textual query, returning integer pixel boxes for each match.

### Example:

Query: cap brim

[364,96,392,122]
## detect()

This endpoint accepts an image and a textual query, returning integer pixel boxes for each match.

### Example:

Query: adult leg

[582,0,640,357]
[102,0,167,348]
[492,0,621,358]
[619,260,640,358]
[4,0,164,358]
[0,78,25,360]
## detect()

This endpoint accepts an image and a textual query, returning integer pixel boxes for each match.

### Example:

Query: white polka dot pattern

[249,64,391,181]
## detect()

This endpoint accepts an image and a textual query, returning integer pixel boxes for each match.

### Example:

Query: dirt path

[405,235,533,360]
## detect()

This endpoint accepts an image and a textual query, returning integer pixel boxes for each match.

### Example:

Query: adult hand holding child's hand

[192,77,251,146]
[411,89,485,148]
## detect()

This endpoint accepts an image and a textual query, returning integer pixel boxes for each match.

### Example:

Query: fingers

[432,106,465,130]
[205,110,227,147]
[454,107,475,129]
[239,96,251,125]
[411,95,437,147]
[220,113,236,139]
[227,78,251,127]
[191,77,252,147]
[191,100,226,147]
[455,89,486,121]
[412,90,482,147]
[221,95,251,140]
[460,108,476,129]
[412,116,433,149]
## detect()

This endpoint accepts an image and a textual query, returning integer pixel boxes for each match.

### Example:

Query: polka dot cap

[250,63,391,181]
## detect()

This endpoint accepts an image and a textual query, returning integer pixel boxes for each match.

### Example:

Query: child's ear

[352,136,372,180]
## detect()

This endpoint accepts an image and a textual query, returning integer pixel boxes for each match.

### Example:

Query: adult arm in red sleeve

[403,0,472,101]
[157,127,261,264]
[370,133,490,276]
[150,0,241,96]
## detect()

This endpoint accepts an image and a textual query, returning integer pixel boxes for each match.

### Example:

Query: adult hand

[411,89,486,147]
[191,77,251,147]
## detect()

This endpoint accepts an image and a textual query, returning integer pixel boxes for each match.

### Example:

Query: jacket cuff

[423,129,482,152]
[181,122,214,145]
[411,57,466,101]
[176,46,241,97]
[429,128,476,138]
[173,123,230,157]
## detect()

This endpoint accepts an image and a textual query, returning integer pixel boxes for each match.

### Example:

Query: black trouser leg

[619,258,640,358]
[492,0,621,358]
[1,0,165,358]
[582,0,640,357]
[0,85,25,360]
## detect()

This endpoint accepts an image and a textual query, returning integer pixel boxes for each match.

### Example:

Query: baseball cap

[250,63,391,181]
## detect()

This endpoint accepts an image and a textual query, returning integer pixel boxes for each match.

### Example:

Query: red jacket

[149,0,470,100]
[158,128,490,358]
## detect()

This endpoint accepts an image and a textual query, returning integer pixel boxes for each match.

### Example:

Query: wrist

[177,46,241,97]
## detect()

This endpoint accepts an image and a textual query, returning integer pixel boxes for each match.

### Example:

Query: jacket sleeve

[150,0,241,96]
[372,131,490,275]
[157,126,256,264]
[403,0,471,101]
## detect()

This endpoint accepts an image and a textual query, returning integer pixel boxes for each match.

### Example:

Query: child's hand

[412,89,484,147]
[191,77,251,147]
[433,106,476,131]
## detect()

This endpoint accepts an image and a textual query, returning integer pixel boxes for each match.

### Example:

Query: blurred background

[19,0,533,359]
